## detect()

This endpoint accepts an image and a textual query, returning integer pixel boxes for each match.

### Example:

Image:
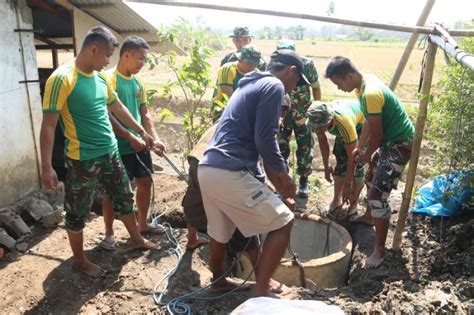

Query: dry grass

[37,38,446,107]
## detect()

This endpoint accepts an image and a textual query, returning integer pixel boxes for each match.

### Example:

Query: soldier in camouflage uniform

[326,56,414,269]
[221,27,266,71]
[276,41,321,198]
[40,27,159,278]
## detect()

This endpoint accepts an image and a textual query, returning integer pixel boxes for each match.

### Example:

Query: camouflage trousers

[365,138,412,220]
[64,150,134,231]
[278,101,314,177]
[333,136,366,180]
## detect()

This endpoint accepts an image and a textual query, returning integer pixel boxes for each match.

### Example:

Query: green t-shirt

[42,62,118,160]
[289,56,320,106]
[210,61,246,120]
[328,100,366,144]
[357,76,414,146]
[107,68,146,155]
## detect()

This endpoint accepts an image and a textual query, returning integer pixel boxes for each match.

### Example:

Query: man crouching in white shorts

[199,49,310,298]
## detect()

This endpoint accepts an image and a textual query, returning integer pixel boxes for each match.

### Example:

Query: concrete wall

[0,0,42,207]
[73,7,123,67]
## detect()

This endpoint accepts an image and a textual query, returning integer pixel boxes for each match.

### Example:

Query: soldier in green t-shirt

[276,41,322,199]
[100,36,167,250]
[307,100,367,218]
[325,56,414,269]
[40,27,159,278]
[211,45,262,121]
[221,27,266,71]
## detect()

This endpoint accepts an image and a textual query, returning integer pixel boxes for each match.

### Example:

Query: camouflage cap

[307,101,335,129]
[276,40,296,51]
[230,27,252,38]
[237,44,261,66]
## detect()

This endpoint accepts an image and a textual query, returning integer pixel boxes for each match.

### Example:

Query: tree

[327,1,335,16]
[352,27,376,41]
[148,22,214,153]
[427,35,474,173]
[295,25,306,40]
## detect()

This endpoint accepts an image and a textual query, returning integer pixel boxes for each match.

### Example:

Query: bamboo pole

[128,0,474,37]
[389,0,436,91]
[392,41,438,250]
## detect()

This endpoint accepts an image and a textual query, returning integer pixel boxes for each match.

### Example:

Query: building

[0,0,182,207]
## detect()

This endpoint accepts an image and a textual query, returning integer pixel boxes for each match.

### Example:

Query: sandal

[100,235,117,251]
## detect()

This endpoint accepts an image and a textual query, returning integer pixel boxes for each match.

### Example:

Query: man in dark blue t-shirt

[199,49,309,298]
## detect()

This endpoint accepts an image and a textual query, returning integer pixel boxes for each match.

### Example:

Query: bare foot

[250,288,297,300]
[363,251,385,269]
[186,237,209,251]
[210,278,250,293]
[140,224,165,235]
[350,213,374,226]
[268,279,289,294]
[72,259,105,278]
[131,238,160,250]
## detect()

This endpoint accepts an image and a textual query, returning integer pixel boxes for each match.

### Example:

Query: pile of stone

[0,191,63,259]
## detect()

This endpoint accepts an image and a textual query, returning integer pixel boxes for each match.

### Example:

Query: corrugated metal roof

[70,0,156,33]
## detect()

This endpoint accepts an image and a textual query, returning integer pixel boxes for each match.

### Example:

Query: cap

[276,40,296,51]
[307,101,335,129]
[230,27,252,38]
[270,49,310,86]
[236,45,261,66]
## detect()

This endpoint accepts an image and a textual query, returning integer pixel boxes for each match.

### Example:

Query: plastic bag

[410,170,473,217]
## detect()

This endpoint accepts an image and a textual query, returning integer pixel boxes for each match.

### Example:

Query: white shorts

[198,165,294,243]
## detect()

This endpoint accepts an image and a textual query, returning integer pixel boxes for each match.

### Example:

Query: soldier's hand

[141,132,155,150]
[130,135,146,152]
[152,139,166,157]
[342,182,352,205]
[324,166,333,183]
[41,167,59,190]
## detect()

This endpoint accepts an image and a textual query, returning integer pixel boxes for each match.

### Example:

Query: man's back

[201,72,286,176]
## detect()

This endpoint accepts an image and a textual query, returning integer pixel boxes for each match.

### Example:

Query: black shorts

[121,150,153,180]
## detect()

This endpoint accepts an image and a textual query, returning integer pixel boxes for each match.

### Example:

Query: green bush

[427,36,474,173]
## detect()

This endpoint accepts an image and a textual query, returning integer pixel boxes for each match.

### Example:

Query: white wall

[0,0,42,207]
[73,7,123,67]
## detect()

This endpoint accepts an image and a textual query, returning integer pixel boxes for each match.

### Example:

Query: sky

[126,0,473,31]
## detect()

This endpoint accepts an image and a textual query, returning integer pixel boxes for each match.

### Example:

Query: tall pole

[392,41,438,250]
[389,0,436,91]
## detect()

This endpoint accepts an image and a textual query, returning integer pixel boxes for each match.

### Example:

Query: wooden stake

[389,0,436,91]
[130,0,474,37]
[392,41,437,250]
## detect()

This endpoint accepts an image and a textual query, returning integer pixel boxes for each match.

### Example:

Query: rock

[0,247,4,259]
[15,241,28,253]
[25,198,54,221]
[0,213,31,238]
[41,210,63,228]
[0,228,18,249]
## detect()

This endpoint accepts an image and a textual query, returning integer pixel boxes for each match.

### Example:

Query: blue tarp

[410,170,473,217]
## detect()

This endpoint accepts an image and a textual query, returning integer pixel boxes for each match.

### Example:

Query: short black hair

[325,56,359,78]
[81,26,118,50]
[120,36,150,56]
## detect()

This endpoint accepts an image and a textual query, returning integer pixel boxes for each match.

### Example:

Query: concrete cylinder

[238,213,352,289]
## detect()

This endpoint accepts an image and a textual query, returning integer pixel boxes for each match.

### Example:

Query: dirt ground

[1,142,472,314]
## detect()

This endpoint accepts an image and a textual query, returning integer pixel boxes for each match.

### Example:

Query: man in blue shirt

[199,49,309,298]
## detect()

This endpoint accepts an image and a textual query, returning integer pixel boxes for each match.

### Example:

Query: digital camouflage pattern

[220,52,267,71]
[278,57,320,177]
[64,150,134,231]
[365,138,412,220]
